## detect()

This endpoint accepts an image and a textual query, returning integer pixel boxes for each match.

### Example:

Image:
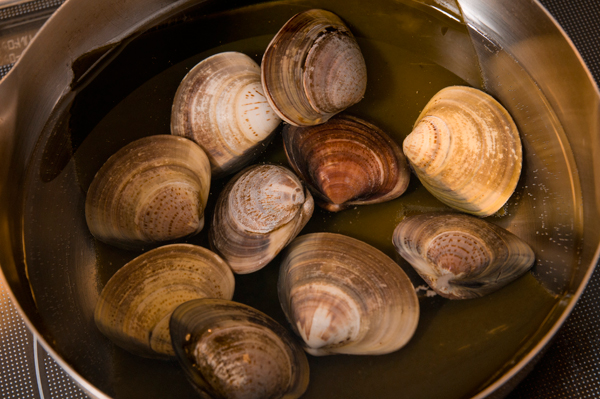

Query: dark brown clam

[170,298,310,399]
[283,114,410,211]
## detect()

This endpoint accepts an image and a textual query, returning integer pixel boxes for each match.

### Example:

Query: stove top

[1,0,599,398]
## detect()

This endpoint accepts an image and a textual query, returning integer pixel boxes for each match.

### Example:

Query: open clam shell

[261,9,367,126]
[94,244,235,359]
[283,114,410,211]
[170,298,310,399]
[171,51,281,178]
[392,212,535,299]
[85,135,211,250]
[278,232,419,356]
[402,86,523,217]
[209,164,314,274]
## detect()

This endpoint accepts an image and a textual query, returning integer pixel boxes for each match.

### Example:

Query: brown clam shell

[94,244,235,359]
[283,114,410,211]
[85,135,211,250]
[170,298,309,399]
[261,9,367,126]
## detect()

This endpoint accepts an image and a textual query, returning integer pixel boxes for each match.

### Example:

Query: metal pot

[0,0,598,398]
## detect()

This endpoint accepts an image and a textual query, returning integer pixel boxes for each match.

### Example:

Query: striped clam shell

[85,135,211,250]
[278,232,419,356]
[94,244,235,359]
[283,114,410,211]
[402,86,523,217]
[209,164,314,274]
[171,51,281,178]
[261,9,367,126]
[392,212,535,299]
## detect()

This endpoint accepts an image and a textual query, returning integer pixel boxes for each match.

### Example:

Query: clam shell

[278,232,419,356]
[94,244,235,359]
[402,86,522,217]
[170,298,310,399]
[210,164,314,274]
[171,51,281,178]
[261,9,367,126]
[85,135,211,250]
[392,212,535,299]
[283,114,410,211]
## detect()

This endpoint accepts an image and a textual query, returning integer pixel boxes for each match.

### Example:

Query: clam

[278,232,419,356]
[283,114,410,211]
[402,86,522,217]
[171,51,281,178]
[261,9,367,126]
[392,212,535,299]
[94,244,235,359]
[170,298,310,399]
[85,135,211,250]
[210,164,314,274]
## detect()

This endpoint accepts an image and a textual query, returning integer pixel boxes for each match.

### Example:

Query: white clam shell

[85,135,211,250]
[170,299,309,399]
[94,244,235,359]
[261,9,367,126]
[210,164,314,274]
[171,51,281,178]
[403,86,523,217]
[278,232,419,356]
[392,212,535,299]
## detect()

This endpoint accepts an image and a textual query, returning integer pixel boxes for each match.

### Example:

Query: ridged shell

[171,52,281,178]
[85,135,211,250]
[278,233,419,356]
[283,114,410,211]
[94,244,235,359]
[261,9,367,126]
[403,86,522,217]
[392,212,535,299]
[210,164,314,274]
[170,298,310,399]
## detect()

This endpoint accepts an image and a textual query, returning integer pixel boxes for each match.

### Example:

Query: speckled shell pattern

[170,298,309,399]
[94,244,235,359]
[171,51,281,178]
[392,213,535,299]
[283,114,410,211]
[261,9,367,126]
[85,135,211,250]
[402,86,523,217]
[209,164,314,274]
[278,232,419,356]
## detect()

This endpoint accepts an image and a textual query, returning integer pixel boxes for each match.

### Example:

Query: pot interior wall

[10,0,594,398]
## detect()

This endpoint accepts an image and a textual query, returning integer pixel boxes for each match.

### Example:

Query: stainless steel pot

[0,0,598,398]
